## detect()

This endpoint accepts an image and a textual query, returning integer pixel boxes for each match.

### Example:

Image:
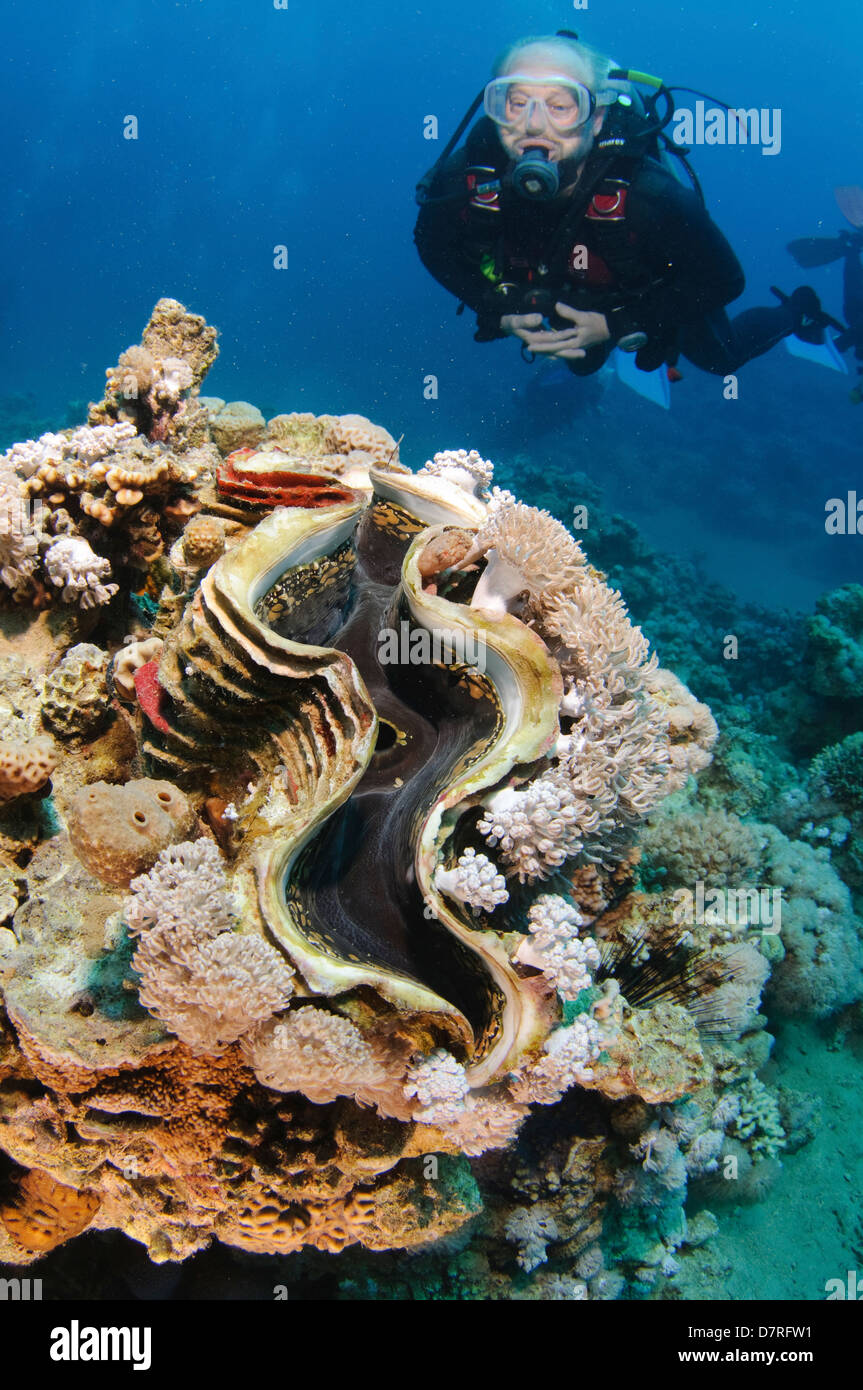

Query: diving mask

[484,73,615,135]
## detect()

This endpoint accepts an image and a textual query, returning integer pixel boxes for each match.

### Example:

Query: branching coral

[43,535,118,609]
[731,1073,786,1158]
[1,424,134,604]
[24,431,206,569]
[3,423,136,480]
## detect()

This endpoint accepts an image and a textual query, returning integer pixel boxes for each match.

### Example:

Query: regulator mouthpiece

[512,147,560,201]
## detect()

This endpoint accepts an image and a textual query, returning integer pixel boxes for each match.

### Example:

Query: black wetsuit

[415,118,799,377]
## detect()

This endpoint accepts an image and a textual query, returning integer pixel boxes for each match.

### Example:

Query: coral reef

[0,300,841,1297]
[805,584,863,702]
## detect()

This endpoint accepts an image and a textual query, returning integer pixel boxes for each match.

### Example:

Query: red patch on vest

[587,187,628,220]
[467,172,500,210]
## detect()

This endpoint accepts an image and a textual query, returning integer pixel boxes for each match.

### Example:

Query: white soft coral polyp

[44,536,119,609]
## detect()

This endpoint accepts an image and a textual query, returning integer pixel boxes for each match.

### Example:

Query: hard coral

[43,535,118,609]
[805,583,863,701]
[0,1169,100,1254]
[90,298,218,446]
[210,402,266,455]
[181,514,226,569]
[810,732,863,810]
[67,779,197,887]
[0,736,56,802]
[41,643,110,739]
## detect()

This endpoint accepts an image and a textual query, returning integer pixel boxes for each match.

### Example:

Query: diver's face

[496,59,605,165]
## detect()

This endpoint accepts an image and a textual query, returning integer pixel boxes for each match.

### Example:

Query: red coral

[134,659,172,735]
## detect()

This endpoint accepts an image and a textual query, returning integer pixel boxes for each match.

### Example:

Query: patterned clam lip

[218,445,367,510]
[368,464,489,529]
[402,527,564,1083]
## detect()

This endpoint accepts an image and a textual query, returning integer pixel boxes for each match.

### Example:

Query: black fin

[787,236,848,269]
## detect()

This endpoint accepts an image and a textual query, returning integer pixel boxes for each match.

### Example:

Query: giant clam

[142,465,563,1082]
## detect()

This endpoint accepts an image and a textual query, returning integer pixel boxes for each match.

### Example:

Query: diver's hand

[501,303,611,360]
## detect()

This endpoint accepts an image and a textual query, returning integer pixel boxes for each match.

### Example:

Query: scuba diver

[415,32,833,381]
[789,185,863,403]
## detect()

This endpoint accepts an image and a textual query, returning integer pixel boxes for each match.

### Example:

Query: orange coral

[0,1169,100,1253]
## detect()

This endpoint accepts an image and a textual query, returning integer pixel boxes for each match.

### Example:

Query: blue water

[2,0,861,610]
